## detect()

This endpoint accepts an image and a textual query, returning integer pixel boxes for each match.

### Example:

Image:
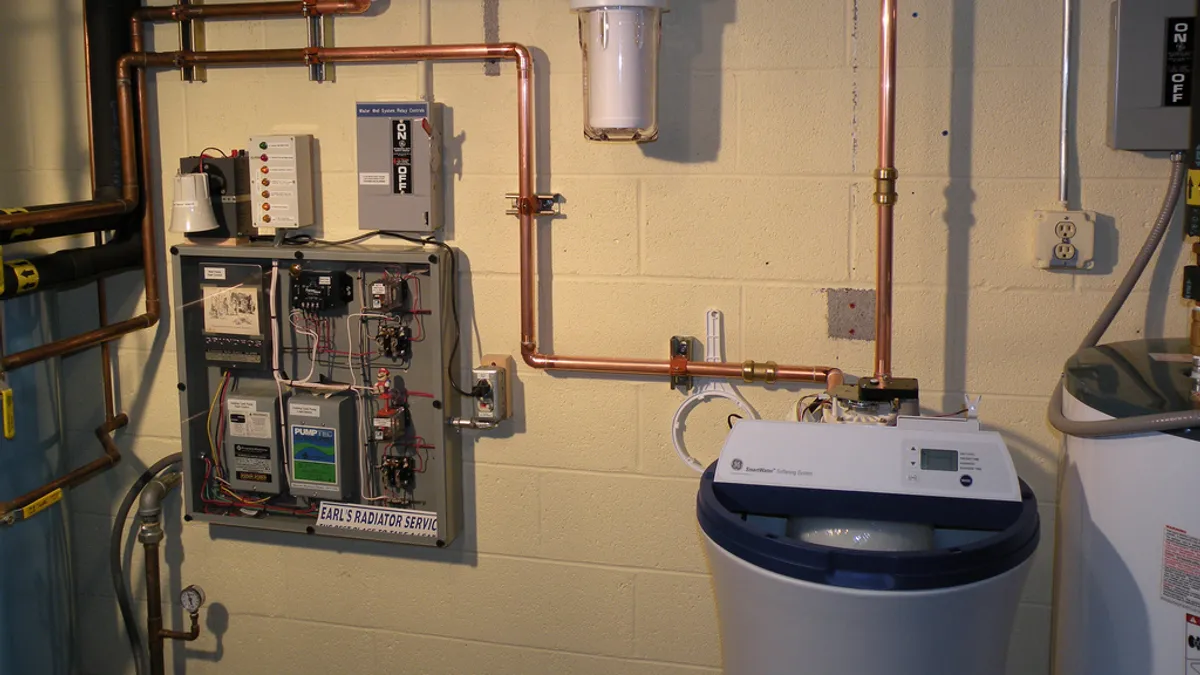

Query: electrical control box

[356,102,444,233]
[250,134,315,229]
[173,245,462,547]
[222,385,283,495]
[179,153,252,240]
[286,393,356,499]
[1109,0,1195,150]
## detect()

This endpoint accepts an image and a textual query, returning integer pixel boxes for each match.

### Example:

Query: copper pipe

[95,233,117,423]
[0,414,127,516]
[873,0,899,381]
[160,614,201,641]
[135,0,370,22]
[145,541,165,675]
[521,352,843,386]
[107,44,840,388]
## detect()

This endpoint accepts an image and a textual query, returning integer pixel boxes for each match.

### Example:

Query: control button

[259,141,268,150]
[260,166,269,175]
[960,474,973,487]
[261,203,271,211]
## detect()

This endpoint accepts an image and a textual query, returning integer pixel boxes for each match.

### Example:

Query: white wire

[269,261,297,487]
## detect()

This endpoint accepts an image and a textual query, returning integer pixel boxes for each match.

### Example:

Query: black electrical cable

[111,453,182,675]
[727,413,742,429]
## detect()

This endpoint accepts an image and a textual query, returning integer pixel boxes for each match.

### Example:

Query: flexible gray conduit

[1047,152,1189,437]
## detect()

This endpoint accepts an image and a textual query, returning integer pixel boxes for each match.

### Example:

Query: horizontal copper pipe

[0,414,127,517]
[0,199,134,231]
[136,0,370,22]
[522,351,843,386]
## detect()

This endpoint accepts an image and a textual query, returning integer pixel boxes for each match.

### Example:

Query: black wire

[727,413,743,429]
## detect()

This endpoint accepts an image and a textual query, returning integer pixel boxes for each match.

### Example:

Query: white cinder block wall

[1,0,1187,673]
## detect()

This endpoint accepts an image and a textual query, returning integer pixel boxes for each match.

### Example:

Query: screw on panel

[432,400,443,410]
[305,526,315,535]
[428,254,438,264]
[177,383,186,391]
[294,251,305,259]
[183,515,193,522]
[436,539,446,548]
[170,246,180,256]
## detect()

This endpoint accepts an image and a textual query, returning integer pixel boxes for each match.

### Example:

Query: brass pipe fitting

[740,361,779,384]
[874,167,898,205]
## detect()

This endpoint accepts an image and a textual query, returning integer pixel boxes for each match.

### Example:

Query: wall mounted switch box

[179,153,252,240]
[1108,0,1194,151]
[356,102,444,233]
[222,385,283,495]
[250,134,315,229]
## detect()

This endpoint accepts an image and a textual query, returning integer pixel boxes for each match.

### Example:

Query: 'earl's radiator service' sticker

[317,501,438,538]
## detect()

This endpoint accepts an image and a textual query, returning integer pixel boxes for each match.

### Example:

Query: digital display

[920,448,959,472]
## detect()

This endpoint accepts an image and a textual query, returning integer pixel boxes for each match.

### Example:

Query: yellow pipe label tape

[21,488,63,520]
[1189,170,1200,207]
[1,387,13,440]
[7,260,38,294]
[0,208,28,215]
[9,228,34,240]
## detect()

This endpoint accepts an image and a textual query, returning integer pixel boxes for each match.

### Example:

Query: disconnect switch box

[356,101,444,233]
[1109,0,1195,151]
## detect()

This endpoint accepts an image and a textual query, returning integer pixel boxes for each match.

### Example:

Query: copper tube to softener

[873,0,899,382]
[107,43,840,387]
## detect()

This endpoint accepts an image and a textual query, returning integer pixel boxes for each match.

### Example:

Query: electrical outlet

[1054,242,1077,261]
[1033,210,1095,270]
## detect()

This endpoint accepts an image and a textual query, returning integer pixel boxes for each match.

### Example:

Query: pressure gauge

[180,585,206,614]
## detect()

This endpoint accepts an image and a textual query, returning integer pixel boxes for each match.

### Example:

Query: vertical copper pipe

[145,541,165,675]
[179,0,197,82]
[95,235,116,423]
[134,50,161,325]
[874,0,899,381]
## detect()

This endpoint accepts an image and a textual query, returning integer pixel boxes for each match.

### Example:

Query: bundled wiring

[286,229,482,398]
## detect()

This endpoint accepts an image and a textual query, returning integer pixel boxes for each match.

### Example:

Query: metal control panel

[1109,0,1195,150]
[173,244,462,547]
[714,420,1021,503]
[250,134,315,229]
[356,102,444,233]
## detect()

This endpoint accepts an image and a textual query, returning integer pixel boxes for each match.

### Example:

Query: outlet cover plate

[1033,210,1096,270]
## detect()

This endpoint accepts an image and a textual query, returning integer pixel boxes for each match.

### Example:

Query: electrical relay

[291,269,353,313]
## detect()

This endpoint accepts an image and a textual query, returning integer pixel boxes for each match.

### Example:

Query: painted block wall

[4,0,1188,673]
